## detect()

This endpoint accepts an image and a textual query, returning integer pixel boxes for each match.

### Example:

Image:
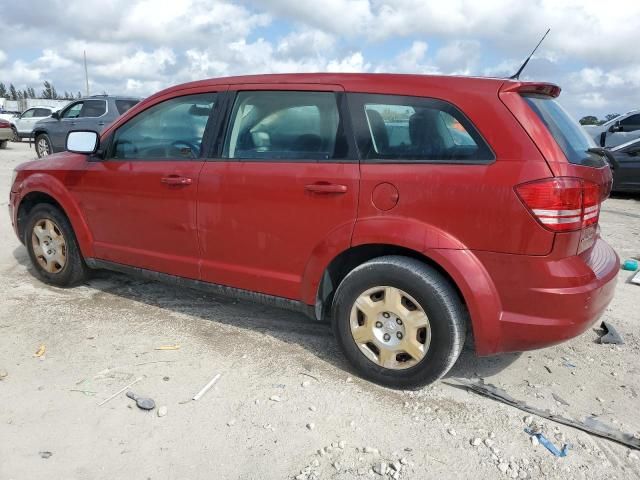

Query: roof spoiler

[500,81,561,98]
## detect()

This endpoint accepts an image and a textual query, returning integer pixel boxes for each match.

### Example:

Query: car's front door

[15,108,36,135]
[48,101,84,150]
[72,99,109,135]
[606,113,640,148]
[613,142,640,191]
[70,90,224,278]
[197,86,360,300]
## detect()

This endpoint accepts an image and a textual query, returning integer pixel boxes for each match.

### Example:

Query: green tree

[0,82,7,99]
[9,83,18,100]
[28,87,36,99]
[22,89,29,99]
[603,113,620,123]
[579,115,599,125]
[41,80,58,99]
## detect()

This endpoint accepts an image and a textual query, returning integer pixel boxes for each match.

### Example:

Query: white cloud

[0,0,639,118]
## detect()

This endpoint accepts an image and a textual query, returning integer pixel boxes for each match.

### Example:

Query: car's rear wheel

[24,204,89,287]
[0,140,7,149]
[11,127,20,142]
[332,256,466,389]
[35,133,52,158]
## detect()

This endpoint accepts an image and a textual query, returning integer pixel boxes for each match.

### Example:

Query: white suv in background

[10,106,56,141]
[583,109,640,147]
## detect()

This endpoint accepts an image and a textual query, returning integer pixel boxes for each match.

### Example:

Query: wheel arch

[310,243,503,355]
[17,177,95,258]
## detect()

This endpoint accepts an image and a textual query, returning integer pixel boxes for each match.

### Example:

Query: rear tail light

[0,120,11,128]
[515,177,602,232]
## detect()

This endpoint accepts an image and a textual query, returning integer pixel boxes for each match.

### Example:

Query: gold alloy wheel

[349,286,431,370]
[31,218,67,273]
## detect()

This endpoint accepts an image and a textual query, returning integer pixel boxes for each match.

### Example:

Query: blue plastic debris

[622,259,638,271]
[525,428,570,457]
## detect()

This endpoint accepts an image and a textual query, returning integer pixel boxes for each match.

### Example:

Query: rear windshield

[523,95,607,166]
[115,99,140,115]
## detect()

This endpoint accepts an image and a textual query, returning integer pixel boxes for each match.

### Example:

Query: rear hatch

[499,82,613,255]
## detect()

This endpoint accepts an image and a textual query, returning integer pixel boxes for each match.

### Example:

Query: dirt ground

[0,141,639,480]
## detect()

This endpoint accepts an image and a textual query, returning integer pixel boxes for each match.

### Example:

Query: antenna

[84,50,90,96]
[509,28,550,80]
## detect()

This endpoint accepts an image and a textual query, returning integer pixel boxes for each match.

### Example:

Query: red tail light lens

[515,177,601,232]
[0,120,11,128]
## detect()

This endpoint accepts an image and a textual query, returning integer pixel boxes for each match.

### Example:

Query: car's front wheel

[332,256,466,389]
[24,204,89,287]
[35,133,52,158]
[11,127,20,142]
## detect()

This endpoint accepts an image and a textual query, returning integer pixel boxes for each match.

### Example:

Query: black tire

[0,140,7,149]
[331,256,466,389]
[35,133,52,158]
[24,204,89,287]
[11,127,20,142]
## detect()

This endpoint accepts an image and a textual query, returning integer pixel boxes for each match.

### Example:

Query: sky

[0,0,639,120]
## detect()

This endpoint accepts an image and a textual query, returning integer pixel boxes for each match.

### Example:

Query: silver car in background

[583,109,640,147]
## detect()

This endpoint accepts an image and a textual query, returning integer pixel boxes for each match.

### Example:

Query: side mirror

[609,122,623,133]
[51,111,60,120]
[66,130,99,154]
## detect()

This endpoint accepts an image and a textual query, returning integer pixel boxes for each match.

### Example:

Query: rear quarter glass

[522,94,606,168]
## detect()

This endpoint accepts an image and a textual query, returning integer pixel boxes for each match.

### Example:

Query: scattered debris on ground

[192,372,221,401]
[126,390,156,410]
[598,321,625,345]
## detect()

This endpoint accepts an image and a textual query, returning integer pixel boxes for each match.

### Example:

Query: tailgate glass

[523,94,606,167]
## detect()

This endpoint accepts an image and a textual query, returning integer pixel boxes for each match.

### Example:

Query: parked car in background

[0,110,21,123]
[32,95,140,158]
[607,137,640,192]
[10,106,56,142]
[0,118,12,148]
[583,109,640,147]
[9,74,618,388]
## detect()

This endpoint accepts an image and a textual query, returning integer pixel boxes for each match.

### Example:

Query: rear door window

[523,95,603,166]
[79,100,107,118]
[348,93,493,163]
[115,99,140,115]
[223,91,346,161]
[34,108,51,117]
[620,114,640,132]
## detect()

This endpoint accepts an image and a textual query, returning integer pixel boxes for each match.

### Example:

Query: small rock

[302,380,311,388]
[157,406,168,417]
[489,432,496,439]
[0,369,8,380]
[333,461,341,471]
[523,416,533,426]
[306,423,315,431]
[349,420,356,428]
[390,462,402,472]
[628,452,639,461]
[498,462,509,474]
[530,436,539,447]
[317,448,326,456]
[39,451,52,459]
[373,462,387,475]
[162,376,169,381]
[364,446,379,455]
[399,457,409,465]
[596,397,604,403]
[311,459,320,467]
[357,468,367,475]
[309,405,317,412]
[471,438,482,446]
[484,439,495,448]
[226,418,236,426]
[346,376,353,383]
[448,428,457,436]
[338,440,346,449]
[509,468,519,479]
[269,395,281,402]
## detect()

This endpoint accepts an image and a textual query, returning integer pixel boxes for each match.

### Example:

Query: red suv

[8,74,618,388]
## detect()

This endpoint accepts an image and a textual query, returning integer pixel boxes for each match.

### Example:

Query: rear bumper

[472,238,619,355]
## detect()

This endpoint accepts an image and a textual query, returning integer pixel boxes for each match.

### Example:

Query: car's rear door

[197,84,360,300]
[71,88,226,279]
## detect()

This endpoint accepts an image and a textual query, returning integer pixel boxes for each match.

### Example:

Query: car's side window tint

[79,100,106,118]
[223,91,345,161]
[34,108,51,117]
[349,94,494,163]
[62,103,83,119]
[21,109,35,118]
[620,114,640,131]
[109,93,216,161]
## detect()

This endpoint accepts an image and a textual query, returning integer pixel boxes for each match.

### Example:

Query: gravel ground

[1,141,639,480]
